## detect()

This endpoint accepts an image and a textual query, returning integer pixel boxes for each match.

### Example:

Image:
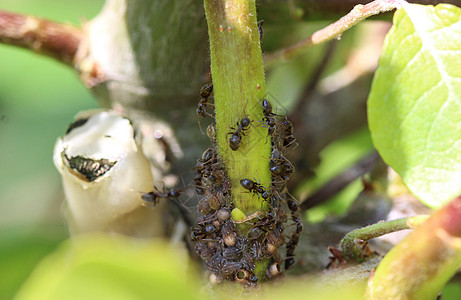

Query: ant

[270,152,294,180]
[281,117,297,149]
[284,196,303,270]
[260,98,279,141]
[257,20,264,41]
[197,83,214,118]
[140,185,182,208]
[228,110,253,151]
[197,82,214,133]
[240,178,270,200]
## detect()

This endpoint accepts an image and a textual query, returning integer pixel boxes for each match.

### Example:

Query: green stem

[341,215,429,262]
[203,0,271,216]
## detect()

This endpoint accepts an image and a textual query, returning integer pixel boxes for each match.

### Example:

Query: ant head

[169,189,181,198]
[261,98,272,115]
[240,115,253,129]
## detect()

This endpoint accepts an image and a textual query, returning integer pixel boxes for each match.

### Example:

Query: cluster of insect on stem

[190,19,303,286]
[239,97,302,272]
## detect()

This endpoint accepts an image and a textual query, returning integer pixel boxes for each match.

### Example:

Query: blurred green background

[0,2,369,298]
[0,1,458,299]
[0,1,103,298]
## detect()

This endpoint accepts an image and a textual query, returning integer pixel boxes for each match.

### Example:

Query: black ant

[140,186,182,208]
[270,151,294,180]
[281,117,297,149]
[240,178,270,200]
[257,20,264,41]
[197,82,214,118]
[197,83,215,133]
[284,196,303,270]
[228,114,253,151]
[261,98,279,140]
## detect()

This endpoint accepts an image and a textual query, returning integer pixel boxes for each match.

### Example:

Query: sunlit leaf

[14,234,202,300]
[368,3,461,207]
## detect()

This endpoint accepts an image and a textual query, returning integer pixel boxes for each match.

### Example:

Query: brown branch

[258,1,461,22]
[291,40,337,116]
[0,10,82,66]
[263,0,403,66]
[300,150,380,211]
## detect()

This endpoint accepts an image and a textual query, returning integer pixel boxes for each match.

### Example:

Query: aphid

[201,147,216,164]
[240,178,270,200]
[198,198,212,214]
[205,254,224,274]
[208,194,224,210]
[247,227,264,240]
[235,269,258,286]
[222,261,242,276]
[265,241,278,255]
[266,262,281,279]
[195,241,216,259]
[200,83,213,98]
[217,208,231,222]
[206,124,217,144]
[227,114,253,151]
[241,252,255,271]
[224,232,237,247]
[257,20,264,41]
[250,240,263,260]
[222,247,242,260]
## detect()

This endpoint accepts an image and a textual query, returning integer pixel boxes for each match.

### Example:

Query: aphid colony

[190,79,302,285]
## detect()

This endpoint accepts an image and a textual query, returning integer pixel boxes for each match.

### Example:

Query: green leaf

[368,3,461,208]
[13,234,203,300]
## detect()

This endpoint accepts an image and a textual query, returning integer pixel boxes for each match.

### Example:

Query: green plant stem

[368,196,461,299]
[203,0,271,216]
[341,215,429,261]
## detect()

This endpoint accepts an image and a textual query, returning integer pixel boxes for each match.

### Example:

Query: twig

[300,150,380,211]
[368,196,461,299]
[263,0,404,66]
[258,0,461,22]
[0,10,82,66]
[291,40,337,117]
[340,215,430,261]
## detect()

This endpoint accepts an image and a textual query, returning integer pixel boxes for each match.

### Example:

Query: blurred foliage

[0,228,64,300]
[14,235,202,300]
[0,1,459,299]
[0,1,103,299]
[14,234,368,300]
[299,127,374,223]
[265,21,358,110]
